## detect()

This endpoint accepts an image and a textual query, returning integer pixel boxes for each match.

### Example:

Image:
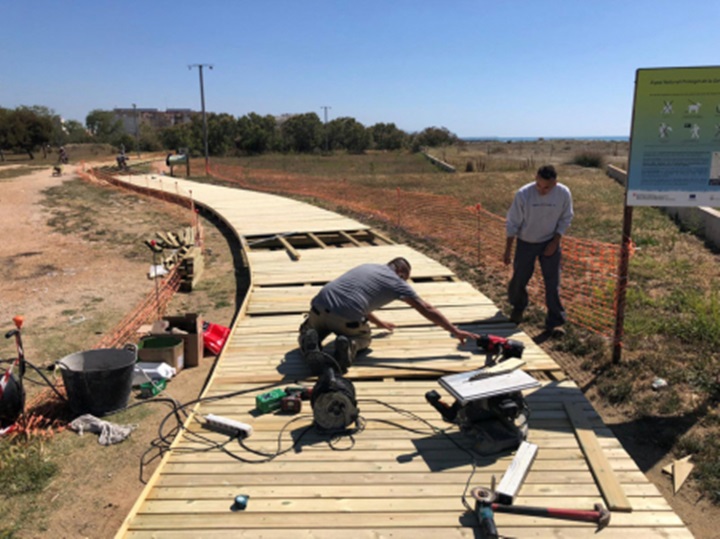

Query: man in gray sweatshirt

[299,257,478,373]
[504,165,574,333]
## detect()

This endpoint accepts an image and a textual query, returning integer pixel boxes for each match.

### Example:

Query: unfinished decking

[115,173,692,538]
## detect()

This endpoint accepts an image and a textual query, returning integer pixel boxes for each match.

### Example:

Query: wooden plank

[564,402,632,512]
[307,231,327,248]
[139,495,670,514]
[496,441,538,504]
[673,455,693,494]
[277,235,301,261]
[127,510,685,530]
[126,529,695,539]
[145,482,665,500]
[339,230,362,246]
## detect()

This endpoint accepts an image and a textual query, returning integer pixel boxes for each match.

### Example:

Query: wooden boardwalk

[114,173,692,538]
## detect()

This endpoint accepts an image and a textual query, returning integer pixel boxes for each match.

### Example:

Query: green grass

[0,439,58,536]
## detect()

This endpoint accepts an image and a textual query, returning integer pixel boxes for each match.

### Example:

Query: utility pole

[321,105,331,153]
[132,103,140,158]
[189,63,213,175]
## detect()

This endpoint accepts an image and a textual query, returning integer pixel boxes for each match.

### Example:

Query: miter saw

[425,357,539,455]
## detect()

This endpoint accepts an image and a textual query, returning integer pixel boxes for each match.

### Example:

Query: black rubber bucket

[57,345,136,417]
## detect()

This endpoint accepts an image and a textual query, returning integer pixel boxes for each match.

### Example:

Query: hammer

[471,487,611,531]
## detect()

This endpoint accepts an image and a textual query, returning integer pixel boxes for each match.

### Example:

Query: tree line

[0,105,459,160]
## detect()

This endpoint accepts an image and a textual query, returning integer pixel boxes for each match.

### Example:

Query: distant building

[113,108,196,134]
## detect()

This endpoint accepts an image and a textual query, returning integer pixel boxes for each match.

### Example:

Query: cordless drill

[476,334,524,362]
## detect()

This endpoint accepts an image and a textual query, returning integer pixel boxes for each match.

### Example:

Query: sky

[2,0,720,138]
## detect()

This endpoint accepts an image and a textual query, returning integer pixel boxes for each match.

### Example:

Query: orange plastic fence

[210,163,621,336]
[94,267,181,349]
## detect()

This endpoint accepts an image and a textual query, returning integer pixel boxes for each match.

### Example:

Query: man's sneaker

[301,329,326,373]
[334,336,353,373]
[509,309,524,325]
[546,326,566,338]
[301,328,320,354]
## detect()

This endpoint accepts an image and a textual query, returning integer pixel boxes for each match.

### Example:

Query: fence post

[612,203,634,363]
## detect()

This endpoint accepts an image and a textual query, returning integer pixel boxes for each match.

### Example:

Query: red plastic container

[203,322,230,355]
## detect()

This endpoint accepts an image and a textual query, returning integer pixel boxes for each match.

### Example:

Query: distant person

[116,150,129,171]
[503,165,574,334]
[298,257,479,373]
[58,146,68,164]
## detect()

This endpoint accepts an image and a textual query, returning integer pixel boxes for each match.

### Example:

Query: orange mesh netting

[210,163,622,336]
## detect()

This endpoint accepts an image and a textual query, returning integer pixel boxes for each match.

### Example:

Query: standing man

[299,257,478,373]
[504,165,574,333]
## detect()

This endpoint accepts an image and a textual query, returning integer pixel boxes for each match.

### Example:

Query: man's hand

[543,235,561,257]
[375,319,396,332]
[504,237,515,266]
[452,328,480,344]
[368,312,395,332]
[503,249,512,265]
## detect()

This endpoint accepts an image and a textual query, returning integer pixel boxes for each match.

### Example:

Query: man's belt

[311,306,366,328]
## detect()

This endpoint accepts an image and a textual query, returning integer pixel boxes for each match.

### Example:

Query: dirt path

[0,164,237,537]
[1,167,150,354]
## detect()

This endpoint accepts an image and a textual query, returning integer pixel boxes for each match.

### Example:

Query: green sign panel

[627,66,720,207]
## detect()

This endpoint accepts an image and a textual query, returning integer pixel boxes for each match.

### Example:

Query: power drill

[281,385,313,414]
[476,334,524,362]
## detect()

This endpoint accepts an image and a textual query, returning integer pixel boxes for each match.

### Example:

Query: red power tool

[280,385,313,414]
[476,334,524,362]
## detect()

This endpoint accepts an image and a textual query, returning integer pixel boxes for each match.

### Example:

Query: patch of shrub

[571,151,605,169]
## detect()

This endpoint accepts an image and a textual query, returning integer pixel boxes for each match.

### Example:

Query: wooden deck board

[113,174,692,538]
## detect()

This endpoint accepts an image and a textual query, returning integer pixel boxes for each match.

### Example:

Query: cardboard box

[138,336,185,373]
[150,313,203,368]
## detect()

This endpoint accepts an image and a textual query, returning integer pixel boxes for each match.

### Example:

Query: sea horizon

[462,136,629,142]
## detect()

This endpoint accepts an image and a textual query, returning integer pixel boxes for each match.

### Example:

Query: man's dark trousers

[508,238,566,329]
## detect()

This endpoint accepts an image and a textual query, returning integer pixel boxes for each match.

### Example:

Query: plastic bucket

[57,345,136,417]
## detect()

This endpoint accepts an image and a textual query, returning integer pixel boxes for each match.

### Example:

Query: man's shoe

[301,328,320,355]
[334,336,353,373]
[546,326,566,338]
[301,329,327,374]
[509,309,524,325]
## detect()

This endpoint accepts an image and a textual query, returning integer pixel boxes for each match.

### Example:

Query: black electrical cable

[358,397,484,525]
[136,380,293,482]
[11,358,68,402]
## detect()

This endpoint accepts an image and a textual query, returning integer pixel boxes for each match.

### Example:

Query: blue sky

[2,1,719,138]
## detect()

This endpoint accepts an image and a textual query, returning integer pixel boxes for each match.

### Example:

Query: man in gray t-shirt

[299,257,478,373]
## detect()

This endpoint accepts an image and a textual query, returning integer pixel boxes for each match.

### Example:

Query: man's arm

[403,296,478,343]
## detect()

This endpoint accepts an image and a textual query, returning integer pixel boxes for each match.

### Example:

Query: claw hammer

[471,486,611,532]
